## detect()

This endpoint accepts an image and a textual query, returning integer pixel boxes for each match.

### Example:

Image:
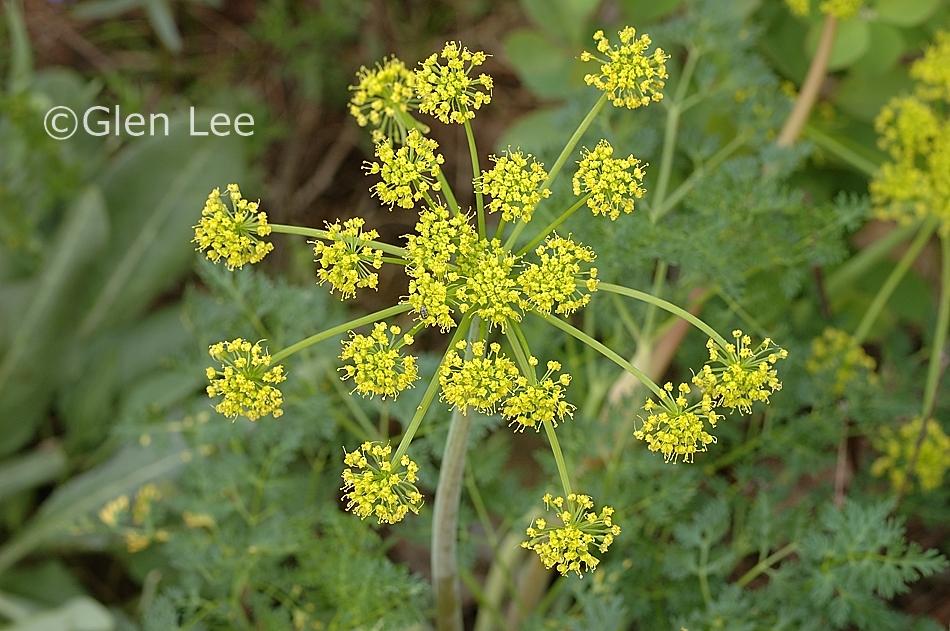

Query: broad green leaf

[806,17,869,71]
[834,67,913,123]
[143,0,183,53]
[519,0,600,46]
[496,107,573,155]
[0,443,186,576]
[618,0,685,22]
[0,596,113,631]
[0,562,87,608]
[850,22,904,77]
[873,0,940,27]
[761,13,810,82]
[78,113,246,337]
[0,446,67,504]
[503,29,577,100]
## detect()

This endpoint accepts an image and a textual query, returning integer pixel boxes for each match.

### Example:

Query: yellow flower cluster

[522,493,620,578]
[818,0,861,18]
[805,327,877,396]
[205,338,287,421]
[365,129,444,209]
[341,442,424,524]
[572,140,646,220]
[339,323,419,399]
[503,359,574,432]
[911,30,950,103]
[636,382,720,463]
[415,42,493,124]
[476,150,550,222]
[313,218,384,300]
[519,235,598,315]
[580,27,669,109]
[98,485,169,553]
[871,417,950,492]
[871,32,950,233]
[784,0,810,15]
[193,184,273,270]
[439,340,520,414]
[349,57,418,143]
[404,205,478,331]
[692,330,787,413]
[454,238,521,330]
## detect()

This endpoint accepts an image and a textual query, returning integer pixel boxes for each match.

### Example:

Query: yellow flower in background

[805,327,877,396]
[206,338,286,421]
[415,42,492,124]
[341,442,424,524]
[911,30,950,103]
[581,27,669,109]
[572,140,646,220]
[522,493,620,578]
[818,0,861,18]
[872,417,950,492]
[193,184,273,270]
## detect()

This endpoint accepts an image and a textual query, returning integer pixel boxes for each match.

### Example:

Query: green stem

[538,312,665,399]
[544,421,573,498]
[853,218,938,345]
[504,94,609,250]
[598,282,729,347]
[826,220,921,296]
[802,123,881,177]
[922,234,950,417]
[271,304,411,363]
[436,168,461,216]
[269,223,407,257]
[735,542,799,588]
[650,48,700,223]
[392,315,473,463]
[517,193,592,257]
[464,120,485,237]
[432,320,481,631]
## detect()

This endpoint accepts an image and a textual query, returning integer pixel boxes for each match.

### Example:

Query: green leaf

[519,0,600,46]
[0,446,67,504]
[0,443,186,576]
[0,596,113,631]
[142,0,183,53]
[78,114,246,337]
[503,29,578,100]
[806,17,869,71]
[873,0,940,27]
[617,0,685,22]
[834,67,914,123]
[850,22,905,77]
[496,107,574,155]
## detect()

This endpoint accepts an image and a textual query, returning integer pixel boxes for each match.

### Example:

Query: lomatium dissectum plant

[193,28,787,586]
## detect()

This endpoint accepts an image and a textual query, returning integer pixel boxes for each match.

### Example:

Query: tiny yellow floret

[339,323,419,399]
[415,42,492,124]
[581,27,669,109]
[692,331,787,413]
[341,442,424,524]
[193,184,273,270]
[573,140,646,220]
[439,341,520,414]
[518,235,598,315]
[636,382,720,463]
[476,150,550,222]
[206,338,287,421]
[349,56,419,144]
[313,217,384,300]
[365,129,444,210]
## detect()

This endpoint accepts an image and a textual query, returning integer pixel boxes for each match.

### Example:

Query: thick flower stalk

[519,235,598,315]
[580,27,669,109]
[193,184,273,270]
[503,358,574,432]
[365,129,444,209]
[522,493,621,578]
[313,218,384,300]
[341,441,424,524]
[206,338,286,421]
[476,150,550,223]
[636,382,720,463]
[572,140,646,220]
[339,323,419,399]
[415,42,493,124]
[871,417,950,493]
[692,330,787,413]
[349,56,419,144]
[439,340,520,414]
